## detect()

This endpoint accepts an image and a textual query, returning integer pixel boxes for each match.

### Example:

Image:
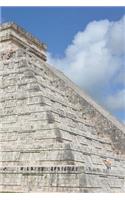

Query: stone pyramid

[0,22,125,193]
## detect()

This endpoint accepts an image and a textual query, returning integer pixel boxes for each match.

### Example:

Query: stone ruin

[0,22,125,192]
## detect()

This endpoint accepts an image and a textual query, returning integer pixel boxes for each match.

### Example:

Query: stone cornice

[0,22,47,61]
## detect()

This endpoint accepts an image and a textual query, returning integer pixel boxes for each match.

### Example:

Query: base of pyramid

[0,165,124,192]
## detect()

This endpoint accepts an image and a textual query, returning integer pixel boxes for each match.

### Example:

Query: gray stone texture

[0,22,125,192]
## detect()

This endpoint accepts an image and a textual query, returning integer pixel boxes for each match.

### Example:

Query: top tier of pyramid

[0,22,47,61]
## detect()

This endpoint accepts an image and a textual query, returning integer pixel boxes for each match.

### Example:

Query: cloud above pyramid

[48,15,125,123]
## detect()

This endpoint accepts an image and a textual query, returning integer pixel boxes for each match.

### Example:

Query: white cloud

[47,15,125,122]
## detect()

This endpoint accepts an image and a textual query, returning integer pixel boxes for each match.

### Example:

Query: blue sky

[2,7,125,55]
[0,7,1,22]
[1,7,125,124]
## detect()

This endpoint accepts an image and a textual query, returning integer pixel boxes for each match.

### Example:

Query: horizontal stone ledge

[85,169,125,178]
[0,166,79,174]
[0,166,124,177]
[0,184,21,186]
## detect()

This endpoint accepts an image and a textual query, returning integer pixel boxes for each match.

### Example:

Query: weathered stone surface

[0,22,125,193]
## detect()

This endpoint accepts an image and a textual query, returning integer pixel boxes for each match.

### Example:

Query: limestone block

[79,174,102,188]
[0,174,21,185]
[0,132,18,141]
[91,155,104,165]
[49,173,79,187]
[20,152,40,163]
[108,178,124,188]
[0,152,20,162]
